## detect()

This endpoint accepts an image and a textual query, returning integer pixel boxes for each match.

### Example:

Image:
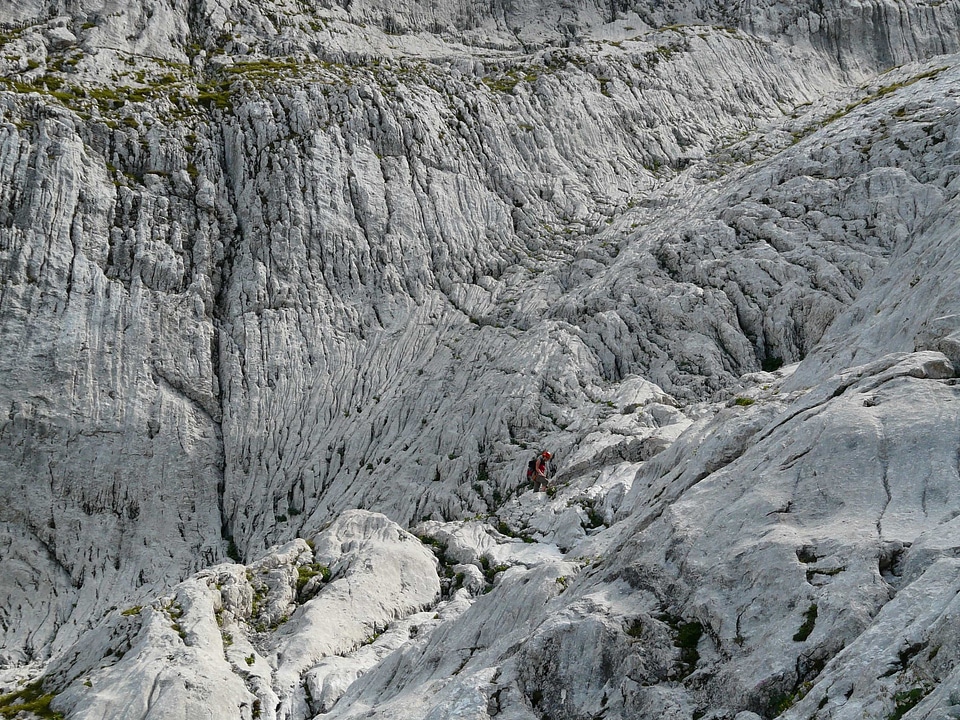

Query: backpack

[526,457,537,480]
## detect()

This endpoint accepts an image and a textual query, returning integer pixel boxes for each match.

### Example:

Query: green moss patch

[0,681,63,719]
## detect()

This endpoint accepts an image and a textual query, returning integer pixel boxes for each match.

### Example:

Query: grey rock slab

[783,558,960,720]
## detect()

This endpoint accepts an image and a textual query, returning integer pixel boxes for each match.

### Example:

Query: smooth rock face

[3,0,960,718]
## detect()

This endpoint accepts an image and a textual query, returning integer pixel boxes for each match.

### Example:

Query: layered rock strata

[2,0,960,718]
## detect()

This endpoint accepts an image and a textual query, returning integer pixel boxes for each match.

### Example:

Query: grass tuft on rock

[0,681,63,719]
[296,563,331,597]
[889,687,929,720]
[793,604,818,641]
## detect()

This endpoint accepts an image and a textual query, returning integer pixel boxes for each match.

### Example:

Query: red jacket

[527,453,549,479]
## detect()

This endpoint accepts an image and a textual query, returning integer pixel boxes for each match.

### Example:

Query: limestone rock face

[3,0,960,718]
[43,510,439,720]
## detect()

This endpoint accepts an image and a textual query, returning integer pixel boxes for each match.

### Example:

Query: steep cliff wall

[2,1,960,717]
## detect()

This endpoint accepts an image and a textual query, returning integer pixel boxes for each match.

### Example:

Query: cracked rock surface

[3,0,960,718]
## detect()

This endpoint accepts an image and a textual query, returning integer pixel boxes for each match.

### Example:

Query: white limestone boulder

[45,511,440,720]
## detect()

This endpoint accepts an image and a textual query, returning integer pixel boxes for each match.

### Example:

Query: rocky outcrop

[310,351,960,720]
[2,0,960,718]
[42,510,439,720]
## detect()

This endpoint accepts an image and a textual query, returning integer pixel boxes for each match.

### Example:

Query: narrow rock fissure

[210,118,241,565]
[876,419,892,538]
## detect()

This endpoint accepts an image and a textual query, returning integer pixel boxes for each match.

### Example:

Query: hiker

[527,450,552,492]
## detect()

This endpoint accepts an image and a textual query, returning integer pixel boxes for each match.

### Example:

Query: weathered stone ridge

[2,0,960,718]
